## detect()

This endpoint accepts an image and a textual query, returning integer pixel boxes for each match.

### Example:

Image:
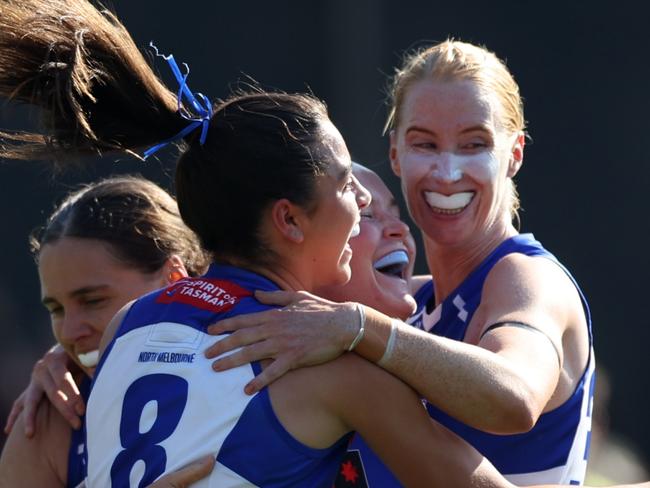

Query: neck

[219,255,308,292]
[424,219,518,304]
[252,264,309,292]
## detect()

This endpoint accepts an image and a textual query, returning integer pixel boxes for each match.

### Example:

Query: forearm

[356,306,541,434]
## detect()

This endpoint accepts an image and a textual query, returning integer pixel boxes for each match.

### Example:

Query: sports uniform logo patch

[156,278,252,313]
[334,450,369,487]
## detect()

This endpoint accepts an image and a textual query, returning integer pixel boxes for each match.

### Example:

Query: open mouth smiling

[424,191,475,215]
[373,250,409,280]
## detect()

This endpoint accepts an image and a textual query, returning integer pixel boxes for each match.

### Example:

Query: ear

[507,132,525,178]
[163,255,189,285]
[389,130,401,177]
[269,198,305,244]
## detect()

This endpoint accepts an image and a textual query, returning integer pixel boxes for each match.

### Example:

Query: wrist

[354,306,395,364]
[340,302,361,351]
[346,303,365,351]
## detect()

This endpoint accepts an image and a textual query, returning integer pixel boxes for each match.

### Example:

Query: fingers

[243,357,293,395]
[4,393,26,435]
[205,323,276,359]
[253,289,300,306]
[47,375,83,430]
[211,339,278,372]
[149,455,215,487]
[206,291,310,336]
[206,311,266,336]
[31,366,83,431]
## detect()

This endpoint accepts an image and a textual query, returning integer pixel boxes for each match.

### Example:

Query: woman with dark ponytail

[0,1,610,487]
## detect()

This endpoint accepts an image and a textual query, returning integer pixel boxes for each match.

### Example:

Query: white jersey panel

[86,322,257,488]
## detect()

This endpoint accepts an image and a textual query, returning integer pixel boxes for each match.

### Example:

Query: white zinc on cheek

[447,152,501,184]
[408,150,500,184]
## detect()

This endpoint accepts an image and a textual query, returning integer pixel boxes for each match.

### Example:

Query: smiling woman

[0,175,210,488]
[315,163,418,322]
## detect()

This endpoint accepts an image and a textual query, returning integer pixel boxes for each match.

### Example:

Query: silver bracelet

[377,319,398,367]
[347,303,366,351]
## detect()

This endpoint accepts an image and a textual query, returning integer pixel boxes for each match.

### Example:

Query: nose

[56,309,91,345]
[354,177,372,210]
[431,153,463,183]
[383,214,410,239]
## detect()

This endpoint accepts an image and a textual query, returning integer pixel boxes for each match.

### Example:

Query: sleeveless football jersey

[67,376,90,487]
[340,234,595,486]
[86,264,351,488]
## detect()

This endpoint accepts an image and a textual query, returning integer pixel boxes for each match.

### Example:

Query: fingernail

[212,362,223,372]
[244,384,255,395]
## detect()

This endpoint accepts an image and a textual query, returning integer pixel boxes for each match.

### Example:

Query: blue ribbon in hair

[143,43,213,159]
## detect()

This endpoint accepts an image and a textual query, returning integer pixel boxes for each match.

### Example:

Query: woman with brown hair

[0,175,211,487]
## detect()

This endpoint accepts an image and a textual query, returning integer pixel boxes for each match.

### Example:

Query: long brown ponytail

[0,0,186,161]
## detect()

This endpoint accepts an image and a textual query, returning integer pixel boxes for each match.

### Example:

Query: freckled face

[390,79,520,248]
[38,237,168,376]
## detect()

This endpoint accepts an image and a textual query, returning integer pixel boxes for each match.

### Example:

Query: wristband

[377,319,398,367]
[347,303,366,351]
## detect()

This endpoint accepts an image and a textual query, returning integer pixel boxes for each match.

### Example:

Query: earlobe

[165,255,189,284]
[271,199,305,244]
[389,130,401,177]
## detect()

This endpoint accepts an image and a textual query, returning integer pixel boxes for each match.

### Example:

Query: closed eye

[413,142,437,150]
[48,306,63,317]
[82,297,108,308]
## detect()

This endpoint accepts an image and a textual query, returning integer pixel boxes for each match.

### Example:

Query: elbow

[501,400,539,434]
[485,388,541,435]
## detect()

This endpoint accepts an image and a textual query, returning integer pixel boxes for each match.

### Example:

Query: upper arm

[324,355,509,488]
[0,404,68,487]
[471,254,585,408]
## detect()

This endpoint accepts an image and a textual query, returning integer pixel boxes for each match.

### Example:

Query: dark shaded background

[1,0,648,477]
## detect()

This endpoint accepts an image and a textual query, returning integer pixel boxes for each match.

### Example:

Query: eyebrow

[337,164,352,182]
[405,124,494,136]
[42,285,110,306]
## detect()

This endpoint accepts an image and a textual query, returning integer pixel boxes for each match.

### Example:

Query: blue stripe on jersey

[67,376,90,488]
[218,382,352,487]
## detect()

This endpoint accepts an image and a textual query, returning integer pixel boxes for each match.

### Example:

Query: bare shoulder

[409,274,433,296]
[481,252,583,322]
[0,401,70,486]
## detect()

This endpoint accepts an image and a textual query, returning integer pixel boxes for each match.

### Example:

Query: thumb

[254,289,298,306]
[172,455,215,486]
[159,455,215,487]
